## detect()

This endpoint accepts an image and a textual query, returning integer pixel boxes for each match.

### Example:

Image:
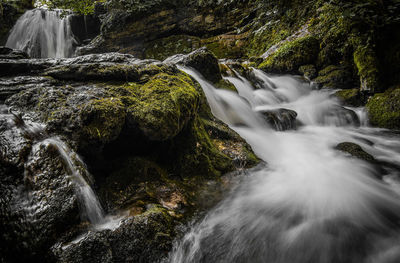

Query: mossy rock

[354,46,380,93]
[214,79,237,92]
[314,65,354,89]
[258,36,320,74]
[334,89,362,107]
[144,35,202,60]
[126,72,200,141]
[335,142,375,163]
[81,97,126,144]
[366,87,400,129]
[299,64,317,79]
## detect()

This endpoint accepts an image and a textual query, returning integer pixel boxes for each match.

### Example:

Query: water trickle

[6,9,76,58]
[171,67,400,263]
[2,106,105,225]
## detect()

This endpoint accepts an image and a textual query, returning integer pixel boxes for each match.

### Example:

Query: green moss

[126,72,200,141]
[314,65,353,89]
[81,97,126,143]
[258,36,320,73]
[174,117,233,179]
[214,79,237,92]
[144,35,201,60]
[335,88,362,107]
[298,64,317,79]
[366,87,400,129]
[354,46,380,93]
[203,38,244,59]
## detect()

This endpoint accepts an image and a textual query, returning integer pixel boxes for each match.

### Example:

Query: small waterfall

[31,138,105,224]
[3,106,105,225]
[170,67,400,263]
[6,9,76,58]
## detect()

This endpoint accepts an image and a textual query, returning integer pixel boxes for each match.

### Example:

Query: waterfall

[30,138,106,224]
[170,67,400,263]
[2,107,106,225]
[6,9,76,58]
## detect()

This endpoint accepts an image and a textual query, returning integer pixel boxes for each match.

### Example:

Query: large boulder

[1,51,259,262]
[366,87,400,129]
[258,36,320,74]
[258,108,298,131]
[164,47,222,83]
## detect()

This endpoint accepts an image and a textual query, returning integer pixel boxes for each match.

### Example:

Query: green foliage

[37,0,102,14]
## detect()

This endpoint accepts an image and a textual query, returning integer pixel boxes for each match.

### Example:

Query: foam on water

[170,67,400,263]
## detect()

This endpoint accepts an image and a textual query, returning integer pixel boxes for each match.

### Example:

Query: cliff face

[78,0,399,96]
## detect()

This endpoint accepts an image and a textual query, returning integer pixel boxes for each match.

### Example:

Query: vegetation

[37,0,102,14]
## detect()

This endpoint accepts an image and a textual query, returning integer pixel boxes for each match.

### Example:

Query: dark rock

[299,64,317,80]
[258,108,298,131]
[322,106,360,127]
[335,142,386,179]
[0,76,55,101]
[69,14,101,45]
[334,89,363,107]
[0,46,29,59]
[314,65,355,89]
[52,206,174,263]
[335,142,376,163]
[165,47,222,83]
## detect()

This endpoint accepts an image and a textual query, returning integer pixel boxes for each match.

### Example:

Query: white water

[0,107,106,225]
[33,137,105,224]
[6,9,76,58]
[170,67,400,263]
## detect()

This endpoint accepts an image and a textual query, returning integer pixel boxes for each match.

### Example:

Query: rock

[0,76,55,101]
[335,142,376,163]
[334,89,363,107]
[0,1,33,45]
[314,65,355,89]
[335,142,386,179]
[323,106,360,127]
[354,46,381,93]
[258,108,298,131]
[258,36,320,74]
[299,64,317,80]
[366,87,400,129]
[165,47,222,83]
[0,46,29,59]
[1,51,259,263]
[0,115,80,261]
[52,205,175,263]
[77,0,253,59]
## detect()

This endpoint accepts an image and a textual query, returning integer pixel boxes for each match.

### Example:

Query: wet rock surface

[258,108,298,131]
[0,48,259,262]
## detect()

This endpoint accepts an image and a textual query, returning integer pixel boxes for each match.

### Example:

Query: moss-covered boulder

[334,89,362,107]
[366,87,400,129]
[165,47,222,83]
[314,65,354,89]
[258,36,320,74]
[2,51,260,262]
[354,46,381,93]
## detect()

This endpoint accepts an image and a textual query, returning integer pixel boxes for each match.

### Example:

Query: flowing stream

[6,9,76,58]
[170,67,400,263]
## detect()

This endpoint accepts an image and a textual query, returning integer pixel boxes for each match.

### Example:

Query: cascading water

[1,106,105,225]
[6,9,76,58]
[170,67,400,263]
